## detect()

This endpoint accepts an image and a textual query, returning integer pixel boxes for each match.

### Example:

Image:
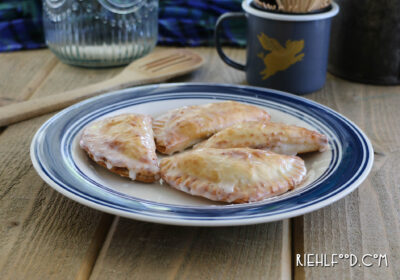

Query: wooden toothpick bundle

[253,0,332,13]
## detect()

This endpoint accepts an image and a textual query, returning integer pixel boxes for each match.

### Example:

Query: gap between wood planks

[75,217,296,280]
[292,217,305,280]
[283,219,293,280]
[75,214,117,280]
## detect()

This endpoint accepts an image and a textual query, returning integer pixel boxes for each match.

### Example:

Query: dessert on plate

[78,101,329,204]
[195,121,328,155]
[160,147,306,203]
[80,114,159,183]
[153,101,271,154]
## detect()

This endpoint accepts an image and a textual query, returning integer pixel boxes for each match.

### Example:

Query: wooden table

[0,47,399,280]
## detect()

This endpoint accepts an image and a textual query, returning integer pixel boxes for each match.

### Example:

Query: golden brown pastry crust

[160,148,306,203]
[80,114,159,183]
[195,121,328,155]
[83,149,158,183]
[153,101,271,155]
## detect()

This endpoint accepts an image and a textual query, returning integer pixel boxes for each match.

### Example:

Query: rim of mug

[243,0,339,21]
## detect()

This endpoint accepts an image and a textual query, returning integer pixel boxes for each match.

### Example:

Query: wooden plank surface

[293,76,400,280]
[0,49,58,106]
[0,47,399,280]
[0,50,118,280]
[91,218,291,280]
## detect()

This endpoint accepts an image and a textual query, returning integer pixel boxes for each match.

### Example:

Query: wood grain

[0,50,119,279]
[293,75,400,280]
[0,49,204,127]
[168,47,246,84]
[31,59,122,99]
[0,50,58,103]
[90,218,291,280]
[0,115,114,280]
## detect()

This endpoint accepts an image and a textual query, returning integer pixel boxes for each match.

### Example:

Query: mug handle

[215,12,246,71]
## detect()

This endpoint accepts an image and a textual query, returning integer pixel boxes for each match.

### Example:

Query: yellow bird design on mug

[257,33,305,80]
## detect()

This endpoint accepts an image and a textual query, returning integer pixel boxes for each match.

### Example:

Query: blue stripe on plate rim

[30,83,374,226]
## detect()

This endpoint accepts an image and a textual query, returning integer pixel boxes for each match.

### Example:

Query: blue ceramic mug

[215,0,339,94]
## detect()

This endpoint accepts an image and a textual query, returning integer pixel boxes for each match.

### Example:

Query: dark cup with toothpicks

[215,0,339,94]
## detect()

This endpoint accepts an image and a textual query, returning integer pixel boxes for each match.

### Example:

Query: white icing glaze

[195,121,328,155]
[128,170,137,180]
[80,114,159,180]
[153,101,271,154]
[105,161,113,170]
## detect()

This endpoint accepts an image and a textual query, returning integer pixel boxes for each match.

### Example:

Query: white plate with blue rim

[31,83,374,226]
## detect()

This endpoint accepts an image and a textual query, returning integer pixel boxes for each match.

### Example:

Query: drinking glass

[42,0,158,67]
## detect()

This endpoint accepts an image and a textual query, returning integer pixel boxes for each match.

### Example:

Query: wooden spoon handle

[0,76,145,127]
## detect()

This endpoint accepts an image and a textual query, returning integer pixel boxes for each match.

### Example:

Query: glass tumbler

[42,0,158,67]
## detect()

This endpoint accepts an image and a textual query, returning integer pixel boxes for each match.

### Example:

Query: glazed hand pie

[195,121,328,155]
[160,148,306,203]
[153,101,271,154]
[80,114,159,183]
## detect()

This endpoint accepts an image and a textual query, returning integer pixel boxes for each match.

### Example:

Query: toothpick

[254,0,331,13]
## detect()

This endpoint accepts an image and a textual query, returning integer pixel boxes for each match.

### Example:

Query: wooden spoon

[0,49,204,127]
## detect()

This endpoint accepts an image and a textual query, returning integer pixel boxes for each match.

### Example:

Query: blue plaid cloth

[158,0,245,46]
[0,0,245,52]
[0,0,45,51]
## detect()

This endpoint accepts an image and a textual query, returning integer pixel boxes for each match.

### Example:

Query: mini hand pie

[80,114,159,182]
[153,101,271,154]
[195,122,328,155]
[160,148,306,203]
